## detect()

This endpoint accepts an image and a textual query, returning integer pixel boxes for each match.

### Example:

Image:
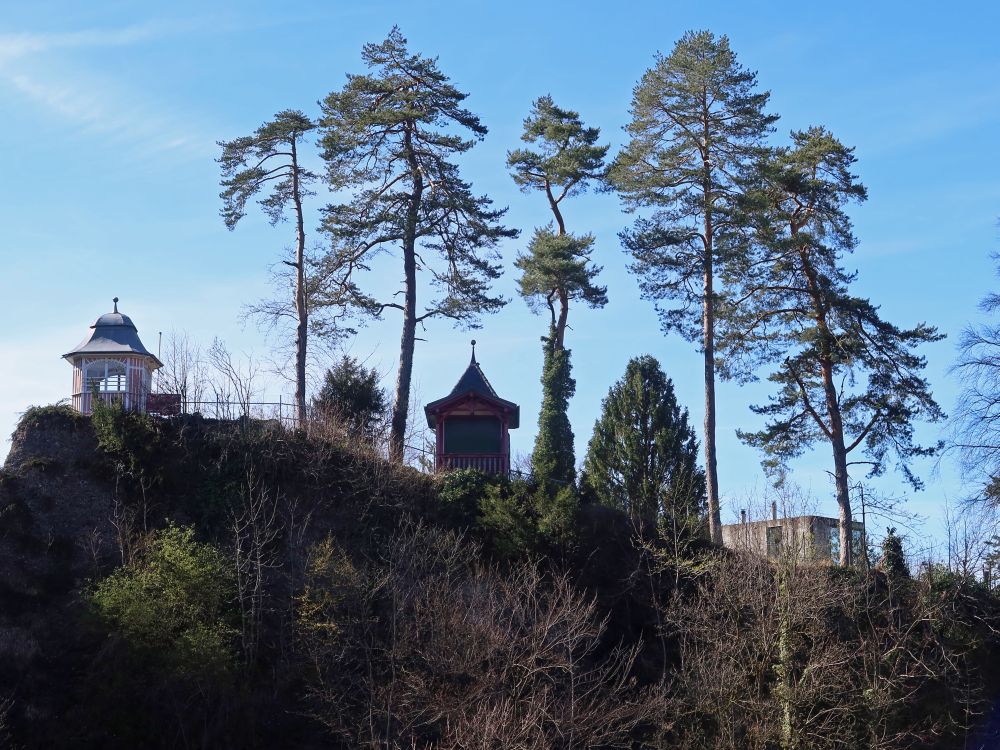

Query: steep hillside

[1,406,998,750]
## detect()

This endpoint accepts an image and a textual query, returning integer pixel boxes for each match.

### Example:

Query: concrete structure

[425,341,519,475]
[64,298,162,415]
[722,505,865,564]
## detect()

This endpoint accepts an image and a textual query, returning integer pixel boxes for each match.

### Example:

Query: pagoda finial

[113,296,119,313]
[470,339,477,364]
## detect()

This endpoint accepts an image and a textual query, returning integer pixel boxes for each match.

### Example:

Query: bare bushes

[298,521,658,749]
[662,549,995,750]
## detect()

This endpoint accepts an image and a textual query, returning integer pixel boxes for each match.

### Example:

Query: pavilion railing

[436,453,508,475]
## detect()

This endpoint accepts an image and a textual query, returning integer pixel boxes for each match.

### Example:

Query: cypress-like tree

[319,28,516,462]
[532,329,577,486]
[507,96,608,485]
[879,529,911,580]
[581,355,705,526]
[607,31,777,543]
[218,110,317,427]
[734,128,944,566]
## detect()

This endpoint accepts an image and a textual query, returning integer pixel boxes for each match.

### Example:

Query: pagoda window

[85,359,127,393]
[443,415,502,454]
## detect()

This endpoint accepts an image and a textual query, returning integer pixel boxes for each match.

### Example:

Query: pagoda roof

[425,343,519,429]
[63,298,162,367]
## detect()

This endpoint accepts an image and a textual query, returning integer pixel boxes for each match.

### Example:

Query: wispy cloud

[0,21,168,61]
[0,20,217,160]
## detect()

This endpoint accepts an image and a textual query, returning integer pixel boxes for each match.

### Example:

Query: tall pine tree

[218,110,317,427]
[507,96,608,486]
[319,28,516,461]
[734,127,943,565]
[607,31,777,543]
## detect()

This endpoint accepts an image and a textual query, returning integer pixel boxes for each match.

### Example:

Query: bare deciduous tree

[206,338,261,420]
[156,329,208,412]
[298,520,659,749]
[231,468,282,664]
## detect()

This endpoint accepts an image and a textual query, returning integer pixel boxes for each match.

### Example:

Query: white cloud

[0,22,168,62]
[0,20,217,160]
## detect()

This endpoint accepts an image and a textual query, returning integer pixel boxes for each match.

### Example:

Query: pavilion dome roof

[63,298,162,365]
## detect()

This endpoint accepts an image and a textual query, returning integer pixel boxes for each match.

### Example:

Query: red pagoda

[424,341,519,475]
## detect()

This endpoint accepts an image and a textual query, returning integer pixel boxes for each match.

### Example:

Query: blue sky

[2,1,999,554]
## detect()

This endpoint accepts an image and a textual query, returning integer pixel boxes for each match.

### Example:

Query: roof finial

[470,339,477,364]
[112,296,119,313]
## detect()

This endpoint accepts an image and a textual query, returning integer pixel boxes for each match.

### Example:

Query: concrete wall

[721,515,865,564]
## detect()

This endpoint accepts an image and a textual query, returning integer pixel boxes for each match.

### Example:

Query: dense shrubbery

[2,406,999,749]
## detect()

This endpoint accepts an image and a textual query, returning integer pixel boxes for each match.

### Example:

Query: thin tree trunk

[389,126,423,462]
[555,288,569,350]
[703,256,721,543]
[818,341,853,566]
[797,239,854,567]
[546,180,571,352]
[291,136,308,429]
[823,396,854,567]
[702,100,722,545]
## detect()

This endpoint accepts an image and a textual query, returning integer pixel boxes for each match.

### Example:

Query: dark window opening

[444,415,502,454]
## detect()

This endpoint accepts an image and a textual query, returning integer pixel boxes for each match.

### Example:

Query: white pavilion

[64,298,162,414]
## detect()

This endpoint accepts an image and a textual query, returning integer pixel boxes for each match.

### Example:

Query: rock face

[0,407,117,740]
[4,408,119,564]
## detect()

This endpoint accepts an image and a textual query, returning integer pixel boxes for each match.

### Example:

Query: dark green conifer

[581,355,705,527]
[531,327,577,486]
[879,529,911,580]
[313,356,387,440]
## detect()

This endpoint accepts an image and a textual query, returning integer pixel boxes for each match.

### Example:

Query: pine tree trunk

[820,352,853,566]
[555,289,569,351]
[822,372,853,567]
[389,126,423,463]
[291,137,308,429]
[703,260,721,544]
[703,204,722,544]
[701,100,722,545]
[798,241,854,567]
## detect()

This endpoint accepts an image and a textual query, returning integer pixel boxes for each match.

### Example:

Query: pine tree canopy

[734,127,944,489]
[581,355,705,524]
[507,95,609,331]
[318,27,515,328]
[317,27,516,460]
[507,95,608,211]
[607,29,777,342]
[514,229,607,321]
[218,110,317,230]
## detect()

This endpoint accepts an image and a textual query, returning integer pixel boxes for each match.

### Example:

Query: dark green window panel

[444,415,502,454]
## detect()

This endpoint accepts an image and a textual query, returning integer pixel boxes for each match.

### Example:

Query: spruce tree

[607,31,777,543]
[581,355,705,526]
[507,96,608,485]
[319,28,516,462]
[313,356,387,440]
[734,128,943,565]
